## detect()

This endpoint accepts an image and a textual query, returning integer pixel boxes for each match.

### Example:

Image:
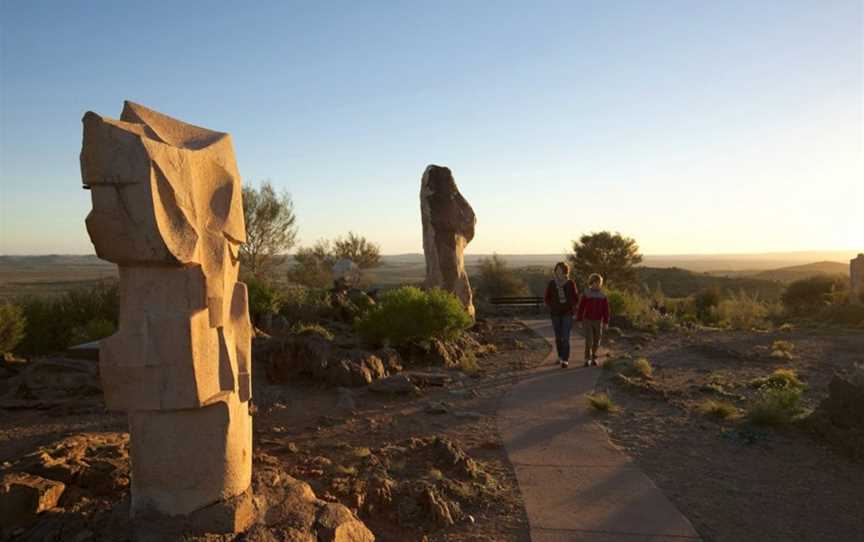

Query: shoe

[584,360,591,367]
[591,359,598,366]
[561,361,569,368]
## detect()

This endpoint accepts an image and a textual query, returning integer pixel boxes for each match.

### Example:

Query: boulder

[369,375,419,395]
[316,502,375,542]
[420,165,476,318]
[0,472,65,528]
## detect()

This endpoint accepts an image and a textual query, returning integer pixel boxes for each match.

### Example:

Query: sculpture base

[132,488,256,541]
[128,393,252,518]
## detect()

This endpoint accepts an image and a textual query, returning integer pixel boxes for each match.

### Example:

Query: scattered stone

[407,371,452,387]
[316,502,375,542]
[0,472,65,528]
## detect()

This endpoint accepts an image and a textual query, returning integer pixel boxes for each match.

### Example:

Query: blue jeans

[550,314,573,361]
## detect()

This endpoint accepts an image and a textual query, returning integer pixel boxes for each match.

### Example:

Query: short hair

[554,262,569,275]
[588,273,603,286]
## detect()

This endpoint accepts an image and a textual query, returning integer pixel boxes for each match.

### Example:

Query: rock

[820,375,864,429]
[11,358,101,401]
[424,401,451,415]
[420,165,476,318]
[0,472,65,528]
[453,411,483,420]
[266,336,390,388]
[375,348,403,374]
[418,485,461,528]
[369,374,419,395]
[407,371,452,387]
[81,101,253,521]
[432,437,480,479]
[14,432,129,495]
[315,502,375,542]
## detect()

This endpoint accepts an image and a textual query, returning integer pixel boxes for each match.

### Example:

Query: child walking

[543,262,580,368]
[575,273,610,366]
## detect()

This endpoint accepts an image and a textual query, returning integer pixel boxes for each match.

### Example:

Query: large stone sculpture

[80,102,252,527]
[851,254,864,304]
[420,165,476,318]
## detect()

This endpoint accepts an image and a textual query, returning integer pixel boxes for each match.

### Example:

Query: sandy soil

[595,326,864,542]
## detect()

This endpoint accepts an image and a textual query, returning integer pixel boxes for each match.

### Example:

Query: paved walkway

[497,319,701,542]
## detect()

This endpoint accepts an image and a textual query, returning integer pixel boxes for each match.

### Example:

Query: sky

[0,0,861,256]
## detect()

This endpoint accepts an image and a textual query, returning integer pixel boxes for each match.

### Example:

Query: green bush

[279,286,334,325]
[585,392,617,413]
[246,277,284,325]
[717,291,769,330]
[476,254,528,298]
[355,287,472,347]
[0,303,26,354]
[70,318,116,345]
[781,276,845,315]
[750,367,804,391]
[607,289,645,319]
[747,387,804,425]
[692,287,721,324]
[15,281,119,356]
[698,399,740,420]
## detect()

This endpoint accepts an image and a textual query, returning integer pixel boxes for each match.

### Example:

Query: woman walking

[543,262,580,368]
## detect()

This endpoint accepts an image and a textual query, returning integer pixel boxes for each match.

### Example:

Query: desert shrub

[692,287,721,324]
[246,277,284,325]
[769,340,795,360]
[747,387,804,425]
[279,286,334,325]
[632,357,653,379]
[698,399,740,420]
[781,276,845,316]
[289,322,334,341]
[717,291,769,330]
[821,303,864,327]
[0,302,26,354]
[476,254,528,298]
[70,318,116,345]
[15,281,119,356]
[585,392,617,413]
[657,315,676,332]
[750,367,804,391]
[607,288,654,326]
[355,287,472,347]
[778,322,794,332]
[460,351,479,374]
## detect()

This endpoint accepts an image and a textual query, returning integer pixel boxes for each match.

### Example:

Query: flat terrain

[594,326,864,542]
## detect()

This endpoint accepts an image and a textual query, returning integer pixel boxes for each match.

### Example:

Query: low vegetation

[698,399,741,420]
[746,368,806,425]
[355,287,472,347]
[585,392,617,413]
[0,302,26,354]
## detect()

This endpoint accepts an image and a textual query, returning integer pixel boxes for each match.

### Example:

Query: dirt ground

[0,318,549,542]
[595,326,864,542]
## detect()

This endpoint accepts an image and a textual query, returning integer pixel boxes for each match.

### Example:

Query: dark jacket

[544,279,579,315]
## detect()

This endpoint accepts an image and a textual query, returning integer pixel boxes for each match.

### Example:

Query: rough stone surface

[851,254,864,304]
[0,472,65,528]
[265,335,397,388]
[368,374,419,395]
[420,165,476,318]
[79,101,253,522]
[0,358,101,408]
[810,373,864,461]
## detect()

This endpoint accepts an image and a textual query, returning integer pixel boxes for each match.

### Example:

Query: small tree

[568,231,643,288]
[477,254,528,298]
[332,232,381,269]
[781,275,844,315]
[289,233,381,287]
[240,181,298,278]
[288,240,335,288]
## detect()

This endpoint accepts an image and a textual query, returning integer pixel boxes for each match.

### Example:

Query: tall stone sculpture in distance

[420,165,477,318]
[851,254,864,305]
[80,102,253,529]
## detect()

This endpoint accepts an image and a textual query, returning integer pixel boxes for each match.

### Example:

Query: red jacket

[576,288,610,324]
[544,279,579,315]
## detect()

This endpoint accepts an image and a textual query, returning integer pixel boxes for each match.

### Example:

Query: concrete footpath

[497,319,701,542]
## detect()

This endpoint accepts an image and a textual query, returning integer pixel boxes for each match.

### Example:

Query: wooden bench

[489,296,545,309]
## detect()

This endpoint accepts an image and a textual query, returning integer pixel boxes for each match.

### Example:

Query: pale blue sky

[1,1,861,255]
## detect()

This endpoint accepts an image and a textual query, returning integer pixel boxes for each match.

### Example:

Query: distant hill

[751,261,848,283]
